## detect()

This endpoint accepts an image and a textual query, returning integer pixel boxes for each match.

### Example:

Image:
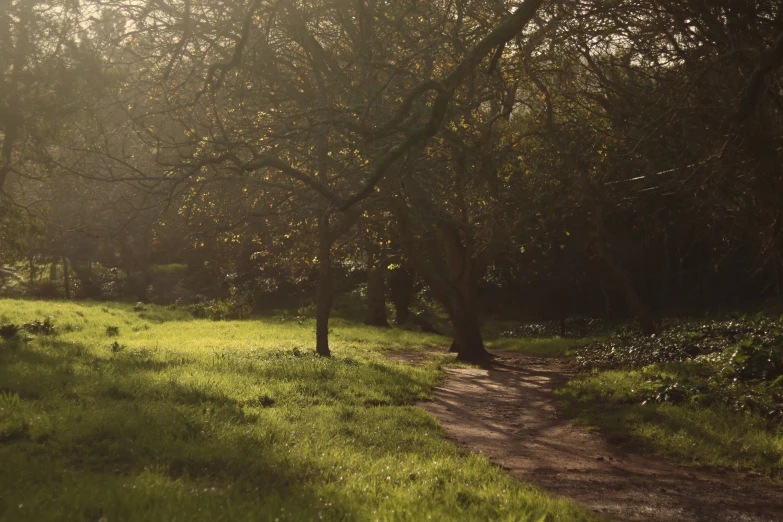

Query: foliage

[0,298,593,521]
[559,365,783,479]
[22,316,56,335]
[573,315,783,372]
[0,323,19,340]
[560,313,783,477]
[501,317,613,339]
[0,323,21,339]
[188,295,253,321]
[150,264,188,278]
[486,336,596,358]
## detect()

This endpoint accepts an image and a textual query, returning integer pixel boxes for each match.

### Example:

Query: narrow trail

[415,351,783,522]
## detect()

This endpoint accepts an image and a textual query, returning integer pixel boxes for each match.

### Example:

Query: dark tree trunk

[392,195,494,363]
[364,245,389,327]
[606,257,654,335]
[49,260,57,281]
[599,278,612,316]
[29,256,36,281]
[446,289,489,363]
[389,265,415,325]
[626,281,655,334]
[62,257,71,299]
[591,210,654,335]
[601,253,655,335]
[315,213,334,357]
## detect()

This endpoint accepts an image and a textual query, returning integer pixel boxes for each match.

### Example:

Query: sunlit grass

[485,336,599,357]
[558,368,783,480]
[0,298,594,521]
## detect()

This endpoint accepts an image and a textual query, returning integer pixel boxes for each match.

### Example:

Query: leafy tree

[115,0,545,357]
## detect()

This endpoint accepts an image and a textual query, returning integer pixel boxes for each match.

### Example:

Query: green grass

[150,263,188,277]
[0,298,594,521]
[485,337,601,357]
[557,364,783,479]
[479,319,607,357]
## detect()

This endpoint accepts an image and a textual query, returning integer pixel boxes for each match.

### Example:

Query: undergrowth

[560,314,783,479]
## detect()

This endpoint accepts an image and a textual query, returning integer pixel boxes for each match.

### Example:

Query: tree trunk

[600,251,654,335]
[49,260,57,281]
[72,262,101,298]
[29,255,36,281]
[315,213,334,357]
[365,245,389,327]
[391,196,493,362]
[599,278,612,316]
[591,205,655,335]
[618,269,654,335]
[62,256,71,299]
[389,265,415,325]
[446,289,489,363]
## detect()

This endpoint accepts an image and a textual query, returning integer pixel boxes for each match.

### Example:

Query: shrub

[0,323,20,339]
[572,314,783,424]
[572,316,780,371]
[188,295,252,321]
[501,316,612,339]
[22,317,56,335]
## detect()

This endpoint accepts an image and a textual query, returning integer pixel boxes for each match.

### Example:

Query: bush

[188,295,252,321]
[573,315,779,371]
[572,314,783,424]
[0,323,20,339]
[93,267,125,299]
[501,316,612,339]
[22,317,56,335]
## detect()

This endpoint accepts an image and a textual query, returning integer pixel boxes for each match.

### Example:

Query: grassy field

[484,337,599,357]
[558,363,783,480]
[0,299,594,521]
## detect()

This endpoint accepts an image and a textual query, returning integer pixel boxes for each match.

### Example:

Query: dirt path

[416,351,783,521]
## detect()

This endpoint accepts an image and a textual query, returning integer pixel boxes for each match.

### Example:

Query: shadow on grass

[485,337,584,357]
[0,341,361,521]
[557,379,783,476]
[559,400,725,450]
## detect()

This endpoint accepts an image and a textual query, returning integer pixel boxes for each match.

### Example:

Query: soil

[415,351,783,522]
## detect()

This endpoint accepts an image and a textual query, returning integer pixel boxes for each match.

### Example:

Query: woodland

[1,0,783,521]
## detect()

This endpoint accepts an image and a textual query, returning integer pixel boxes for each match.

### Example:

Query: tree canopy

[3,0,783,360]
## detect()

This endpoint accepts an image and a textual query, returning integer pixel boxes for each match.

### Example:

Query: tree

[0,0,105,191]
[115,0,546,356]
